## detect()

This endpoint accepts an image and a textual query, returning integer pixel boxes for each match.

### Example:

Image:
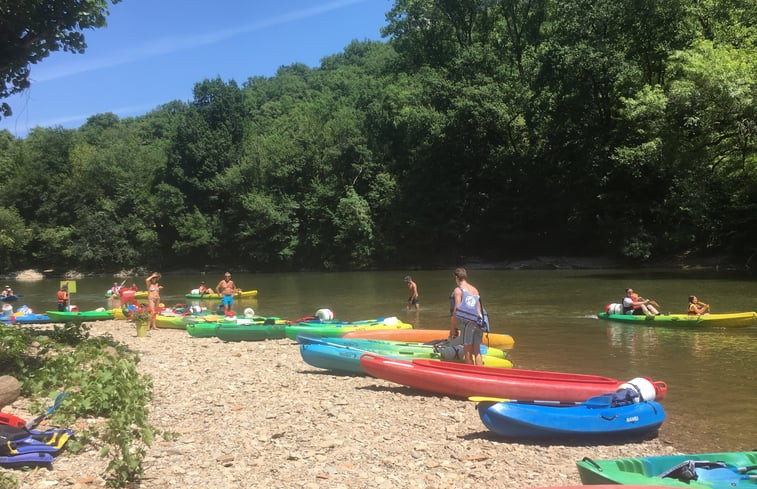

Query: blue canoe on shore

[475,394,666,438]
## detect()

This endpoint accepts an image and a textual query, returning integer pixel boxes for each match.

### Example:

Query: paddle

[469,396,510,403]
[469,396,581,405]
[25,393,67,430]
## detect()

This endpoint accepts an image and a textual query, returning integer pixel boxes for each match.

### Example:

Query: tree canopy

[0,0,755,272]
[0,0,120,117]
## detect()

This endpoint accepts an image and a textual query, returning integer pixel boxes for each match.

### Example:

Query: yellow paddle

[468,396,510,403]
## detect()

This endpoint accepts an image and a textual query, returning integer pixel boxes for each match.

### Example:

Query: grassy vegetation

[0,322,154,487]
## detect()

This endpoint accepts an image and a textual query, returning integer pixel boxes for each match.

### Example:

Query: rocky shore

[6,321,678,489]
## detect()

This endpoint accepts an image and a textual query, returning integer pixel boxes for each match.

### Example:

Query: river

[5,268,756,453]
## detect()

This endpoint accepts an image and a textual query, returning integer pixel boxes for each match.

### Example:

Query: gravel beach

[6,320,678,489]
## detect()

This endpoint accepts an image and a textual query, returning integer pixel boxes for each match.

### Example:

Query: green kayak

[284,317,413,340]
[577,451,757,488]
[216,319,288,342]
[186,316,284,339]
[45,310,115,323]
[597,311,757,328]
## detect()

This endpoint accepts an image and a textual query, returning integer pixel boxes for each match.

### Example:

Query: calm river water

[7,268,757,453]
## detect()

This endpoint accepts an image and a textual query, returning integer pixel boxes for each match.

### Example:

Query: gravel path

[7,320,677,489]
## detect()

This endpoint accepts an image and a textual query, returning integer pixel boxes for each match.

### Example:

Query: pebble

[8,320,677,488]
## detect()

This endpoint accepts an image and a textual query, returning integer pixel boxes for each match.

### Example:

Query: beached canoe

[215,318,288,341]
[597,311,757,328]
[155,315,187,329]
[284,317,412,340]
[10,313,52,325]
[184,290,258,300]
[298,335,509,359]
[342,328,515,349]
[298,336,512,373]
[360,355,667,403]
[577,451,757,488]
[45,310,115,323]
[475,395,665,438]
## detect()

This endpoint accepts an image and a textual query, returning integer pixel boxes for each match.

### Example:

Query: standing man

[216,272,239,313]
[404,275,419,310]
[450,267,483,365]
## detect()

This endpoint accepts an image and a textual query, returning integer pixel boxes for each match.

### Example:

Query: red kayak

[360,355,667,403]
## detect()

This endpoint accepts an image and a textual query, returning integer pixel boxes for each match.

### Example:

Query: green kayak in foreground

[597,311,757,328]
[577,450,757,488]
[45,310,115,323]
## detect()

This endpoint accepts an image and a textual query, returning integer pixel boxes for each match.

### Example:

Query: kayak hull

[216,320,288,341]
[598,311,757,328]
[300,342,511,375]
[577,451,757,488]
[185,290,258,300]
[298,335,508,359]
[477,396,665,438]
[360,356,667,402]
[45,310,115,323]
[343,329,514,349]
[284,317,412,340]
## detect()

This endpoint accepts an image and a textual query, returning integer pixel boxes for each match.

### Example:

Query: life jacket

[453,286,489,332]
[57,290,68,303]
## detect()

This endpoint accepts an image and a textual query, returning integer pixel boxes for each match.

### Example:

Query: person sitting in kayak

[688,295,710,316]
[109,282,121,295]
[1,285,13,297]
[622,288,659,316]
[198,281,213,295]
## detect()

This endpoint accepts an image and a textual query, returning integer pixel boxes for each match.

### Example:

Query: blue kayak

[298,335,512,374]
[476,395,666,438]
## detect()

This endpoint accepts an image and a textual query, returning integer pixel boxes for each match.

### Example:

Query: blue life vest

[453,287,490,332]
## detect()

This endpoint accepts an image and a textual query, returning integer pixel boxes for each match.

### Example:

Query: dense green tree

[0,0,121,117]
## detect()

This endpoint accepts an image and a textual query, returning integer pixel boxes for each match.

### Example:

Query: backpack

[454,287,490,332]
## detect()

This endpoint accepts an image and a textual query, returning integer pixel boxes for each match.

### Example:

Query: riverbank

[5,253,757,281]
[6,320,678,489]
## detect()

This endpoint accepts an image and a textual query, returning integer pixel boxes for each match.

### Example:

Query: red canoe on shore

[342,329,515,349]
[360,355,668,403]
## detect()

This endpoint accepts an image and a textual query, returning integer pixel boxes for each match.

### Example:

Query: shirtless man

[215,272,239,313]
[404,275,419,310]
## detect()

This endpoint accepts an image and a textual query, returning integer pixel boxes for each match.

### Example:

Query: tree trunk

[0,375,21,408]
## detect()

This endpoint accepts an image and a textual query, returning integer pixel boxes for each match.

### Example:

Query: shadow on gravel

[297,368,363,378]
[355,383,453,400]
[459,429,662,447]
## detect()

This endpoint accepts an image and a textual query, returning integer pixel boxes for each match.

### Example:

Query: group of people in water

[143,271,241,330]
[621,287,711,317]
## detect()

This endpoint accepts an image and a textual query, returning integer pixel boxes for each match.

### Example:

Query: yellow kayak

[185,290,258,299]
[598,311,757,328]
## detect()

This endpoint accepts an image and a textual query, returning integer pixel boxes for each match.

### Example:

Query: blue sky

[1,0,391,137]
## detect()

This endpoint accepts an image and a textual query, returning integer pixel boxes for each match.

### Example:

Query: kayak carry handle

[581,457,602,471]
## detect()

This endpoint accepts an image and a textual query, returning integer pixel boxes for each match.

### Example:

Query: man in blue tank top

[450,267,483,365]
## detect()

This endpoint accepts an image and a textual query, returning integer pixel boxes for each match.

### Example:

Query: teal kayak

[298,335,508,359]
[297,335,512,372]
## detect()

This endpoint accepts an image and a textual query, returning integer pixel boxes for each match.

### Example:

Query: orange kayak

[341,328,514,349]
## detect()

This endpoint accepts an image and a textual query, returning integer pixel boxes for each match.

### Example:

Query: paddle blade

[468,396,510,403]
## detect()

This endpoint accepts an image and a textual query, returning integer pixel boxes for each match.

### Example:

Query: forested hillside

[0,0,754,272]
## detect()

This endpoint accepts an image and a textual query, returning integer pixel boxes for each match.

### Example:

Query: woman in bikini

[145,272,162,330]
